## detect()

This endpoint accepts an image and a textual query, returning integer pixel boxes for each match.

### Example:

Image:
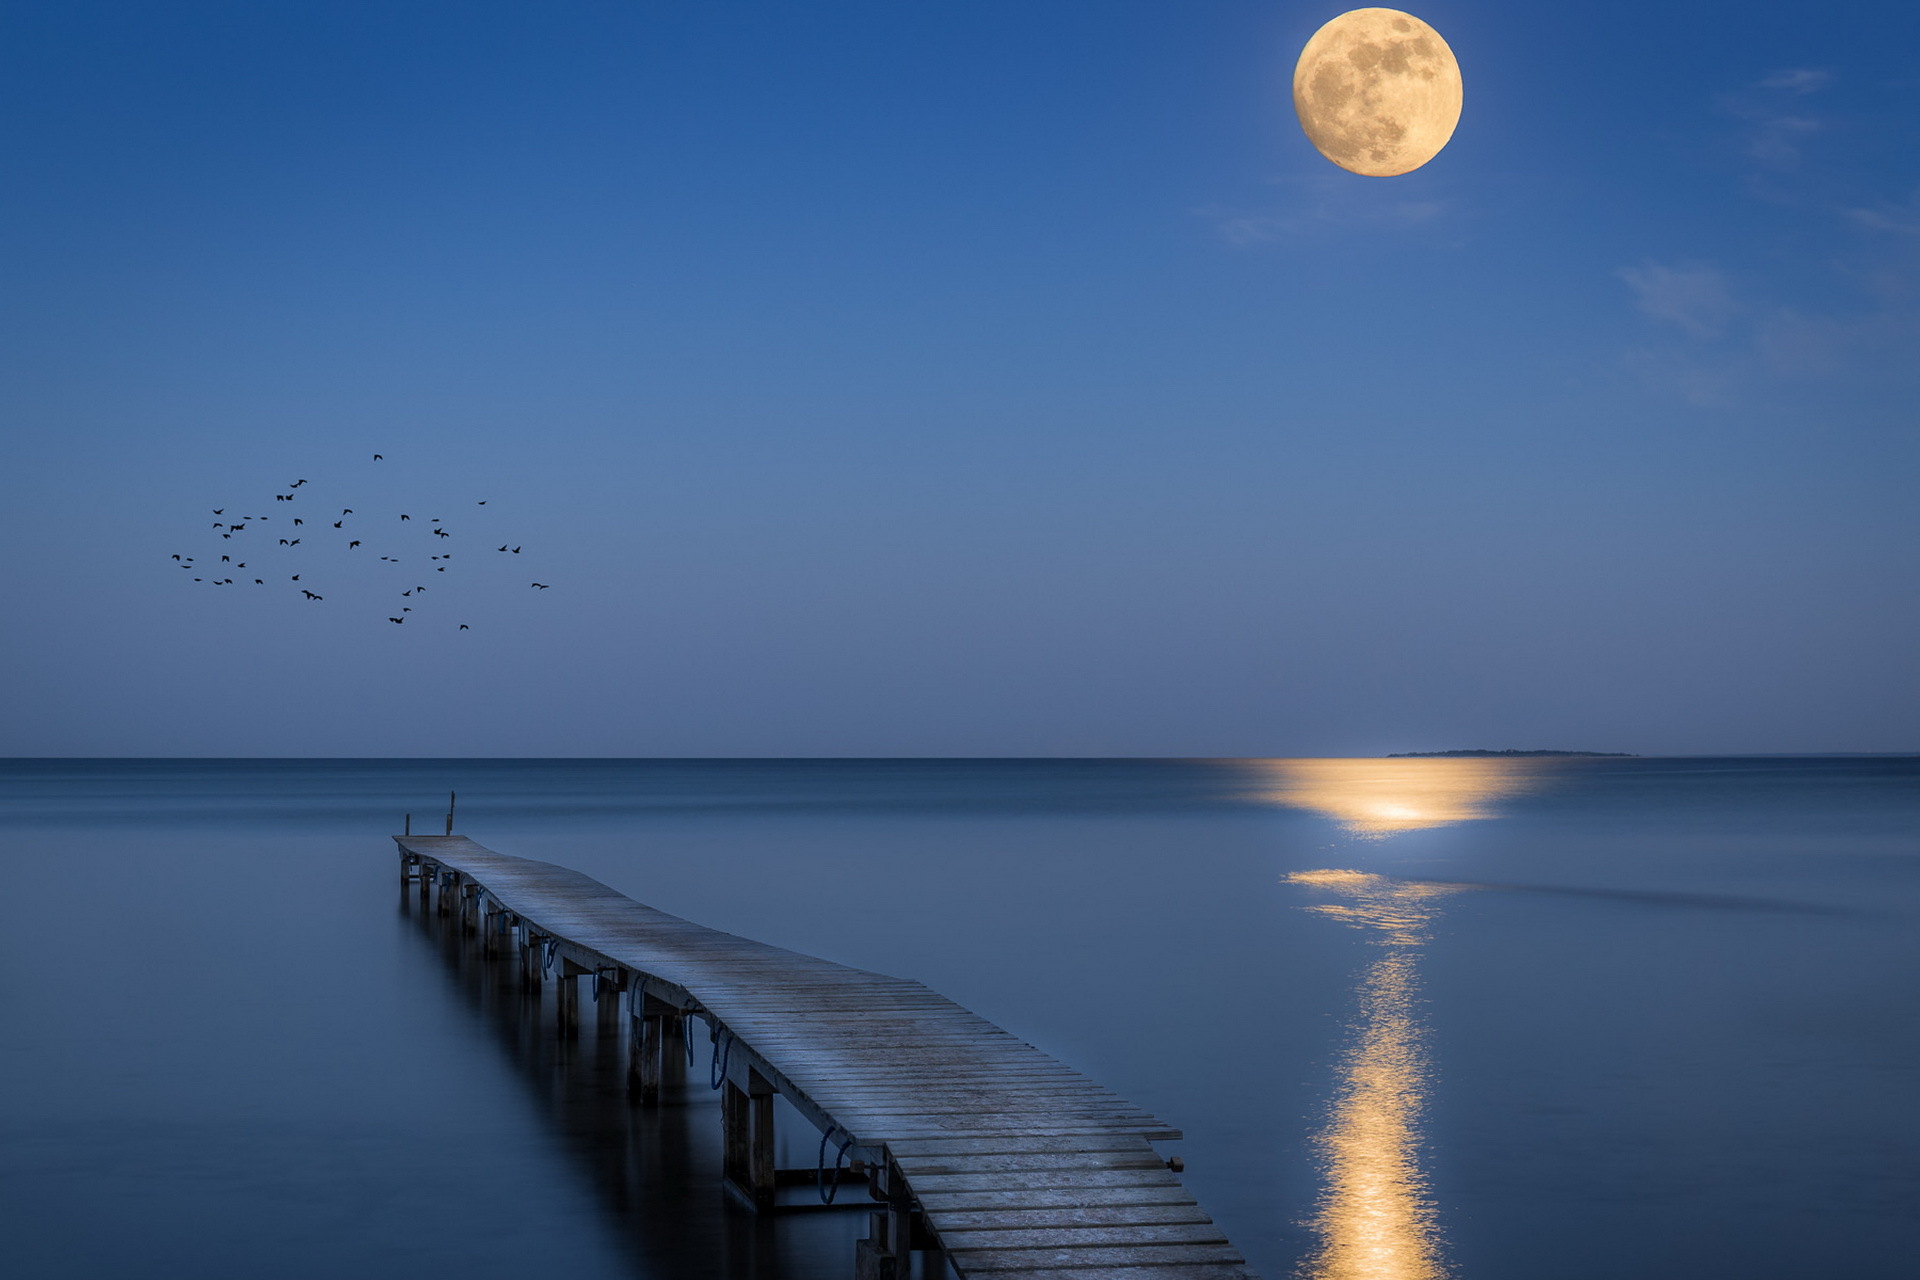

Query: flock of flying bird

[170,455,549,630]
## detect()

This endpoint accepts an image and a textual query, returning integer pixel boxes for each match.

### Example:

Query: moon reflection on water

[1265,758,1551,1279]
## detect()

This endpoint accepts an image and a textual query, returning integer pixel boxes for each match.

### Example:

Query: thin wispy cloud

[1758,67,1831,94]
[1198,175,1453,245]
[1716,68,1831,170]
[1622,66,1920,406]
[1617,261,1739,339]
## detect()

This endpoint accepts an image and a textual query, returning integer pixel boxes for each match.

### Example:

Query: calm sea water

[0,757,1914,1279]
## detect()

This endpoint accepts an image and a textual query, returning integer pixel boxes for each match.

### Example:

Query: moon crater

[1293,9,1462,177]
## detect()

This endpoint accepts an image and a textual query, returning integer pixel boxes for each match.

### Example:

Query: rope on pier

[709,1023,733,1090]
[816,1125,855,1204]
[543,937,559,975]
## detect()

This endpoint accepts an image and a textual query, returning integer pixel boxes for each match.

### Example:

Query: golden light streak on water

[1250,758,1547,836]
[1287,870,1463,1280]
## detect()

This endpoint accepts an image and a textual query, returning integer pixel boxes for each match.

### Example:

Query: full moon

[1293,8,1462,177]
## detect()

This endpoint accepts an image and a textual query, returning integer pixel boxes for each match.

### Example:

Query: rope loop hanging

[816,1126,855,1204]
[543,937,559,976]
[709,1023,733,1090]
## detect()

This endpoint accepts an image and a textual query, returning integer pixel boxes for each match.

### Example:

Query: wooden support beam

[556,963,581,1037]
[747,1067,777,1209]
[856,1160,913,1280]
[723,1079,751,1189]
[520,933,544,995]
[631,1003,662,1104]
[595,974,621,1034]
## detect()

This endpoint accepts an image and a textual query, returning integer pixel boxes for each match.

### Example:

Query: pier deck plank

[397,835,1253,1280]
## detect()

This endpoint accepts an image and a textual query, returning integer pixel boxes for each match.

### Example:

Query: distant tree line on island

[1385,749,1638,758]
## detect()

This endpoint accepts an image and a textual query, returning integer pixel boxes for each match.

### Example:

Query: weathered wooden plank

[945,1245,1247,1271]
[926,1204,1215,1230]
[914,1187,1202,1212]
[888,1135,1155,1157]
[938,1224,1232,1250]
[902,1170,1183,1192]
[955,1272,1249,1280]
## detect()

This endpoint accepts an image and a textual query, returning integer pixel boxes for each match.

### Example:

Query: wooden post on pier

[481,902,500,957]
[747,1068,776,1208]
[595,973,621,1035]
[857,1161,912,1280]
[398,851,411,889]
[417,861,432,906]
[629,994,663,1104]
[521,932,544,995]
[557,960,584,1037]
[722,1077,750,1189]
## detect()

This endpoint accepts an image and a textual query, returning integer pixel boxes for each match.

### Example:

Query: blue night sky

[2,1,1915,756]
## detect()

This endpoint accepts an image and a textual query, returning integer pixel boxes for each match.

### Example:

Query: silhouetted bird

[400,514,409,520]
[302,591,322,599]
[477,501,486,505]
[293,519,303,526]
[373,454,383,461]
[459,624,470,630]
[254,579,263,585]
[213,523,224,529]
[171,554,181,561]
[402,607,411,612]
[531,583,549,589]
[433,528,449,538]
[221,533,231,539]
[221,555,230,562]
[291,575,299,581]
[402,590,412,597]
[497,546,507,552]
[279,539,289,546]
[212,509,224,515]
[388,616,403,624]
[333,521,343,528]
[236,563,245,568]
[292,479,306,487]
[289,539,300,546]
[342,509,353,515]
[349,540,362,548]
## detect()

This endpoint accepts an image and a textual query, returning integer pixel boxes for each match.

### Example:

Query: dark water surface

[0,757,1914,1279]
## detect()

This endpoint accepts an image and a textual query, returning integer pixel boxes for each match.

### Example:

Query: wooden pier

[397,834,1256,1280]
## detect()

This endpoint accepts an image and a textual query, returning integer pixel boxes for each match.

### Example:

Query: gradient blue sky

[2,1,1915,756]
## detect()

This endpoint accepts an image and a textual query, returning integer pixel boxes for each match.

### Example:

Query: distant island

[1386,749,1638,758]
